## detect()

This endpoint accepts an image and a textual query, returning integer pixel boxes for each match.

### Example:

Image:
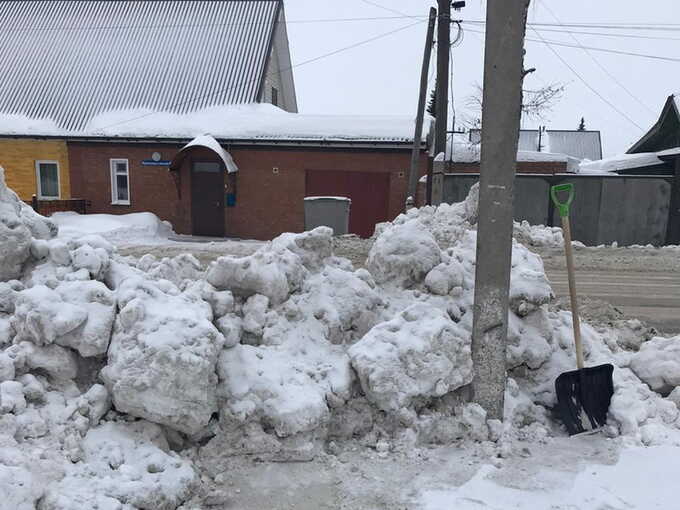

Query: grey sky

[284,0,680,156]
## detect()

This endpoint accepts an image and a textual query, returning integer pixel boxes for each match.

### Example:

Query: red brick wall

[449,161,567,174]
[68,142,429,240]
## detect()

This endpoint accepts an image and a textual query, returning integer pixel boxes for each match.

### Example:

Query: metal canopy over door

[191,161,225,237]
[305,170,390,238]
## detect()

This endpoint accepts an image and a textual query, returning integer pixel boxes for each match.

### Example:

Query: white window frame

[34,160,61,200]
[110,158,131,205]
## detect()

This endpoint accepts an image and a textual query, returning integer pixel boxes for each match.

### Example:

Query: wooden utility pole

[407,7,437,209]
[471,0,531,420]
[431,0,451,205]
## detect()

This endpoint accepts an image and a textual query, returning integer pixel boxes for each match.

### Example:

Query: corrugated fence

[443,173,674,246]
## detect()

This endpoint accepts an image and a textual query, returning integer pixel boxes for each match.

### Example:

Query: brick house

[66,121,429,239]
[0,0,429,238]
[0,0,296,203]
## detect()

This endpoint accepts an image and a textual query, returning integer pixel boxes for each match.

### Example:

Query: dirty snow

[1,168,679,508]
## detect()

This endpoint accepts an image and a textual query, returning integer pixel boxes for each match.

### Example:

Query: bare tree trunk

[471,0,531,420]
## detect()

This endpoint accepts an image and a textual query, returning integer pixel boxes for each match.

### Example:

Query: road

[546,269,680,335]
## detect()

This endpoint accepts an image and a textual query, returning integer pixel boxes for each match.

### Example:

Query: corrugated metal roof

[0,0,279,131]
[469,129,602,160]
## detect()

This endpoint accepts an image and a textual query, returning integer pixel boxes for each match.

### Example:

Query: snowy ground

[3,174,680,510]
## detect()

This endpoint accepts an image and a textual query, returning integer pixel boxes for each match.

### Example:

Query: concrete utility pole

[431,0,451,206]
[471,0,531,420]
[407,7,437,209]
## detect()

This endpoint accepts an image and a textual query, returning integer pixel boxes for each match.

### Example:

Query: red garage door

[305,170,390,238]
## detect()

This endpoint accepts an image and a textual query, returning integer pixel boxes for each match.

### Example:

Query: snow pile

[3,172,680,506]
[51,211,173,244]
[513,220,564,248]
[0,167,56,281]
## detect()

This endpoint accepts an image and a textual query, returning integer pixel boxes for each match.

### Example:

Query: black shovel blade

[555,364,614,436]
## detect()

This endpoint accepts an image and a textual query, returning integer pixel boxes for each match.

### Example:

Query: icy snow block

[270,227,333,271]
[12,285,88,345]
[54,281,116,357]
[12,282,115,357]
[349,303,473,411]
[303,197,351,236]
[206,242,306,305]
[630,336,680,395]
[297,266,383,344]
[218,344,351,437]
[0,168,32,281]
[101,278,225,435]
[367,221,441,286]
[40,421,197,510]
[509,242,554,311]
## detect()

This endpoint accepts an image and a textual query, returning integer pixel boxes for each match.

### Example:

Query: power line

[464,27,680,63]
[540,3,656,116]
[527,26,680,42]
[358,0,418,19]
[96,19,426,131]
[3,14,427,33]
[527,27,645,131]
[464,20,680,31]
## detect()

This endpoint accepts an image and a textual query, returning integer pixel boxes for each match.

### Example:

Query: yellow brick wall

[0,138,71,201]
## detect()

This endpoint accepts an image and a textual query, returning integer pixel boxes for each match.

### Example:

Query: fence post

[31,194,38,213]
[666,157,680,244]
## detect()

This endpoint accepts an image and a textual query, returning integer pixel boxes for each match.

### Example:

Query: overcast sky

[284,0,680,156]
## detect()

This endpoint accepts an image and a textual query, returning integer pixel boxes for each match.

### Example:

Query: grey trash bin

[304,196,351,235]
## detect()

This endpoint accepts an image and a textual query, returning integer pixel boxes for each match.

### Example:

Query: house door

[305,170,390,238]
[191,161,225,237]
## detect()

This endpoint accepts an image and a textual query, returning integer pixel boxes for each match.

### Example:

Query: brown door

[305,170,390,238]
[191,161,225,237]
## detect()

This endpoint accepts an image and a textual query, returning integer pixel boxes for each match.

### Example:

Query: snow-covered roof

[0,104,425,144]
[578,152,666,174]
[469,129,602,160]
[0,0,281,131]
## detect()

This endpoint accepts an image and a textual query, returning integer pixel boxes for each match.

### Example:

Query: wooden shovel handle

[561,216,584,369]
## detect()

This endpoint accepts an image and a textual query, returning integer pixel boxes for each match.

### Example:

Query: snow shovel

[551,183,614,436]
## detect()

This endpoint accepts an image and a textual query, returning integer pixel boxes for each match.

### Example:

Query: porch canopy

[169,134,238,174]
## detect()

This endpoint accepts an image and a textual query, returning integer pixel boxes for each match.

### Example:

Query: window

[35,161,60,199]
[271,86,278,107]
[110,159,130,205]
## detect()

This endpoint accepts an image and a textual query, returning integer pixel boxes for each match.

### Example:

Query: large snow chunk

[295,266,384,344]
[101,278,225,434]
[12,285,87,345]
[0,168,32,281]
[0,380,26,414]
[54,281,116,357]
[40,421,197,510]
[367,221,441,286]
[630,336,680,395]
[206,241,306,305]
[218,343,351,437]
[12,281,115,357]
[349,304,473,411]
[270,226,333,270]
[10,341,79,381]
[509,241,554,313]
